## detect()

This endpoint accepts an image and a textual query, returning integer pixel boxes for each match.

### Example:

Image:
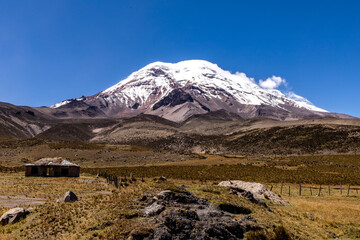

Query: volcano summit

[51,60,348,122]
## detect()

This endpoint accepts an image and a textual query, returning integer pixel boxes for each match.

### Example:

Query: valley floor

[1,141,360,239]
[1,173,360,239]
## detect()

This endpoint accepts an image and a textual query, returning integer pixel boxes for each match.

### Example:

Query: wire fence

[268,181,360,197]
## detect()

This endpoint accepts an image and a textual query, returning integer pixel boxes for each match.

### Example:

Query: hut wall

[54,166,62,177]
[38,166,47,177]
[25,166,32,176]
[68,166,80,177]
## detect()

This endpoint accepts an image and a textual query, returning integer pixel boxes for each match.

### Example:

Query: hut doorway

[31,167,38,175]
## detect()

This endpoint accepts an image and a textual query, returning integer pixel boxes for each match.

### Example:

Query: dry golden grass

[1,151,360,239]
[1,173,360,239]
[0,173,149,239]
[186,181,360,239]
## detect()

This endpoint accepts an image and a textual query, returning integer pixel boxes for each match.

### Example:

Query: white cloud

[234,72,255,82]
[259,76,286,89]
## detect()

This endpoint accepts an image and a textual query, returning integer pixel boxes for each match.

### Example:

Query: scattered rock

[219,180,288,205]
[86,226,99,232]
[158,176,167,181]
[101,221,113,228]
[119,212,139,219]
[137,195,147,201]
[64,191,78,202]
[56,199,61,203]
[128,229,153,240]
[0,207,29,225]
[306,212,315,221]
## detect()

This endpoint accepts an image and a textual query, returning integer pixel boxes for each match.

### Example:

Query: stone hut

[25,157,80,177]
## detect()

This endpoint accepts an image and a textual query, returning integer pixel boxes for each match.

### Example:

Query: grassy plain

[1,173,360,239]
[1,141,360,239]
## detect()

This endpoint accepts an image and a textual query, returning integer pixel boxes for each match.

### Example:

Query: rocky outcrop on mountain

[0,102,53,139]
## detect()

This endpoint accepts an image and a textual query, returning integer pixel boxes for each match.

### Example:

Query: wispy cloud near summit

[259,76,286,89]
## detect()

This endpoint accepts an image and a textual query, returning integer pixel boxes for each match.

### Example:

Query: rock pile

[134,190,259,240]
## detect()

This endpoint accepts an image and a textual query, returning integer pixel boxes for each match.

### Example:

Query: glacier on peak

[51,60,327,118]
[94,60,326,112]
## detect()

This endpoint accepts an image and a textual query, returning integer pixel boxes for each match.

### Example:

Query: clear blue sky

[0,0,359,116]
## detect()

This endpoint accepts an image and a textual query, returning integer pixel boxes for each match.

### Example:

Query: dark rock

[141,190,258,239]
[158,176,167,181]
[218,203,252,214]
[152,89,194,111]
[101,221,113,228]
[131,103,140,109]
[157,190,204,204]
[64,191,78,202]
[119,212,139,219]
[86,226,99,232]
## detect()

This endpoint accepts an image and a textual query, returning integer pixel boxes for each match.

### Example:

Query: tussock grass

[83,156,360,185]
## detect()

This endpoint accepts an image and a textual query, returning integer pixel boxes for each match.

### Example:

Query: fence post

[328,185,330,196]
[270,185,273,191]
[340,181,342,195]
[299,184,301,196]
[281,180,283,194]
[318,184,322,196]
[288,185,291,196]
[347,184,351,196]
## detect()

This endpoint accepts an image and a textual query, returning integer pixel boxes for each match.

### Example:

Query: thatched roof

[25,157,79,167]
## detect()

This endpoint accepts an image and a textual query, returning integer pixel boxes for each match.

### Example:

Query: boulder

[64,191,78,202]
[158,176,167,181]
[26,207,33,213]
[143,202,165,217]
[218,180,288,205]
[0,207,29,225]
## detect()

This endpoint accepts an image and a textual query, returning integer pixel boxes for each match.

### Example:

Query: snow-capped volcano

[51,60,337,122]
